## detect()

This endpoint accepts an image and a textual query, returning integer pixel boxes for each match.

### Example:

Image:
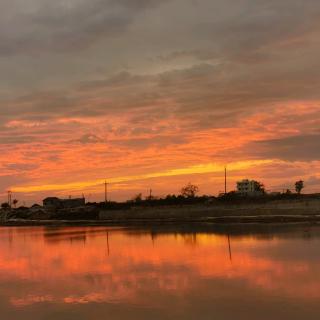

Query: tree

[132,193,142,203]
[295,180,304,194]
[254,181,265,193]
[13,199,18,208]
[181,183,199,198]
[1,203,10,209]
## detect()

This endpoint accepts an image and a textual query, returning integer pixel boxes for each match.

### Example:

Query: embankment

[99,198,320,221]
[1,198,320,226]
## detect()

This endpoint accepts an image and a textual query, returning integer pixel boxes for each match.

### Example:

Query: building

[43,197,85,209]
[43,197,61,208]
[236,179,264,196]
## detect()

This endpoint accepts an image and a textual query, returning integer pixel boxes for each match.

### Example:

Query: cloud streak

[12,160,275,193]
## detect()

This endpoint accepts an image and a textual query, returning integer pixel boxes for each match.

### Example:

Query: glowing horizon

[12,159,276,194]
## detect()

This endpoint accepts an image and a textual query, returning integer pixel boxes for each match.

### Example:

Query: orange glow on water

[0,226,320,311]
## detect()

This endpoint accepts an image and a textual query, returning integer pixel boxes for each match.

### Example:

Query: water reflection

[0,225,320,319]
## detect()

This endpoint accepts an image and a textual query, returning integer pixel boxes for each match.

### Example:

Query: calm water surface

[0,225,320,319]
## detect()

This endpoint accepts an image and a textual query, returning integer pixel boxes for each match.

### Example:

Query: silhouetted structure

[237,179,264,196]
[43,197,85,209]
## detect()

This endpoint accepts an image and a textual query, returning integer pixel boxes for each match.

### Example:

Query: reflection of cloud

[11,295,53,307]
[64,293,107,305]
[0,227,320,311]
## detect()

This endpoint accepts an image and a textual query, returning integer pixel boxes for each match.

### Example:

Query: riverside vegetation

[1,191,320,225]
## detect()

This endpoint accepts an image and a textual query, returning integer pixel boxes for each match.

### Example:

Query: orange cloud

[12,159,276,194]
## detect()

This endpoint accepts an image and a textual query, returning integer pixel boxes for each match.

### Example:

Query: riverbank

[1,214,320,227]
[1,198,320,226]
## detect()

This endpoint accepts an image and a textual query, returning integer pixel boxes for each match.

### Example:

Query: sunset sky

[1,0,320,204]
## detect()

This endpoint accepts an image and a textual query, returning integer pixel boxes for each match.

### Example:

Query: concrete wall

[99,199,320,220]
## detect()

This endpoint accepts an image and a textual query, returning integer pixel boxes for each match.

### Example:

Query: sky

[1,0,320,204]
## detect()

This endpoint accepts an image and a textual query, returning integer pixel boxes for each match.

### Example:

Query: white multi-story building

[236,179,264,196]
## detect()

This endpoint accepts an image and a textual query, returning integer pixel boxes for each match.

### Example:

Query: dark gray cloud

[1,0,320,97]
[252,134,320,161]
[0,0,166,55]
[0,135,37,145]
[1,0,320,164]
[0,58,319,138]
[109,135,187,150]
[207,0,320,58]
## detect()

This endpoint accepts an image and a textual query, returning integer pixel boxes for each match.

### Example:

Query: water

[0,225,320,320]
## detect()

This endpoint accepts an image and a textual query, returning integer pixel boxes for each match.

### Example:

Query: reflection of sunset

[0,227,320,310]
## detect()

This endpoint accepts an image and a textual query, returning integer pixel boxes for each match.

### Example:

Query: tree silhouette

[13,199,18,208]
[295,180,304,194]
[1,203,10,209]
[181,183,199,198]
[253,181,265,193]
[132,193,142,203]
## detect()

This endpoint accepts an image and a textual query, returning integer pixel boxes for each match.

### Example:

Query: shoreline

[2,198,320,227]
[1,214,320,227]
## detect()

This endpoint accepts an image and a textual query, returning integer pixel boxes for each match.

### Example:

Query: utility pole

[104,181,108,204]
[7,190,12,209]
[224,166,227,195]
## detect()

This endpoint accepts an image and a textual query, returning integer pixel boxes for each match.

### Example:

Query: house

[62,198,86,208]
[236,179,264,196]
[43,197,62,208]
[43,197,85,209]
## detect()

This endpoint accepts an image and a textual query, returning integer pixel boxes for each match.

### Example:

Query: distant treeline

[85,192,320,211]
